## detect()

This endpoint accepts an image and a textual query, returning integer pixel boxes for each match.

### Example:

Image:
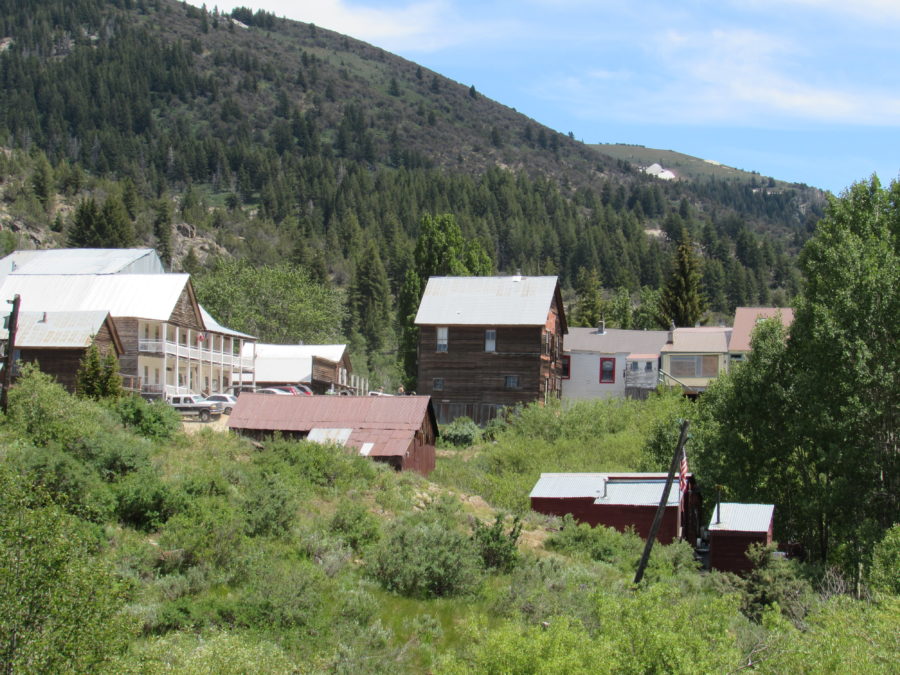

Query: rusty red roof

[227,395,437,459]
[730,307,794,353]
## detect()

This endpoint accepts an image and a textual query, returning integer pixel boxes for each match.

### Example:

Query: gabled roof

[530,472,687,506]
[708,503,774,533]
[564,327,669,355]
[0,274,195,322]
[0,248,165,278]
[660,327,731,354]
[2,310,123,353]
[415,276,566,330]
[228,394,437,458]
[730,307,794,353]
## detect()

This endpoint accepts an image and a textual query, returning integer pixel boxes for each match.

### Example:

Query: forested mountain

[0,0,828,382]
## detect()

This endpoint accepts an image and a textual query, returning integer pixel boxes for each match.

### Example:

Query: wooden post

[1,294,21,414]
[633,419,690,585]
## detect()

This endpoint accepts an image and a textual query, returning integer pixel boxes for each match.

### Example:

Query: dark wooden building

[228,394,438,475]
[708,503,774,574]
[415,276,567,425]
[530,472,701,545]
[2,310,124,392]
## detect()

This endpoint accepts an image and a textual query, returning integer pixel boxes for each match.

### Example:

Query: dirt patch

[181,413,230,434]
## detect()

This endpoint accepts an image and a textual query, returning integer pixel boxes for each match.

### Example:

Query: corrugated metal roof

[415,276,559,326]
[0,248,164,277]
[595,480,681,507]
[564,327,669,355]
[229,394,431,432]
[730,307,794,353]
[200,305,255,339]
[0,274,191,321]
[1,310,110,348]
[229,395,434,458]
[708,503,774,533]
[246,343,347,362]
[660,327,731,353]
[530,472,684,506]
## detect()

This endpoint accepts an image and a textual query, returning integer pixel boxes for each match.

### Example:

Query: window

[433,378,444,391]
[645,360,654,372]
[599,357,616,383]
[561,355,571,379]
[669,355,719,378]
[485,329,496,352]
[504,375,519,389]
[436,327,448,352]
[630,361,639,372]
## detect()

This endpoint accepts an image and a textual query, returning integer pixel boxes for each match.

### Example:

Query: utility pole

[633,419,690,585]
[1,294,21,413]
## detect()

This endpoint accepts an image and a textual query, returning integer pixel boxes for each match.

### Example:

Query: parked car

[275,384,314,396]
[255,387,292,395]
[168,394,225,421]
[205,393,238,414]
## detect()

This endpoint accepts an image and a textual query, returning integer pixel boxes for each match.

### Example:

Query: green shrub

[330,500,381,552]
[440,416,481,447]
[370,503,482,598]
[471,514,522,572]
[115,466,184,531]
[241,473,296,537]
[545,515,643,571]
[110,395,181,441]
[869,524,900,595]
[237,558,328,630]
[11,444,116,523]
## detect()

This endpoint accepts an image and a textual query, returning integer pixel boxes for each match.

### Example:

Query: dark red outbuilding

[708,503,774,574]
[529,473,699,544]
[228,394,438,475]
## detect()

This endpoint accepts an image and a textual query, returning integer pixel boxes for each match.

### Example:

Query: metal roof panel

[708,503,774,532]
[415,276,559,326]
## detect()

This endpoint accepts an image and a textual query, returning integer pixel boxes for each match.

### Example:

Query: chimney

[597,317,606,335]
[39,312,47,323]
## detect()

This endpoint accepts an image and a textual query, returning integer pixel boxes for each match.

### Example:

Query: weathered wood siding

[17,349,84,391]
[114,317,140,378]
[168,287,204,330]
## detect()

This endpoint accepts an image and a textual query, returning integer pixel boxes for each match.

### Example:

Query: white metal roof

[199,305,255,339]
[1,311,110,348]
[530,473,682,506]
[708,503,774,533]
[244,343,347,362]
[0,274,191,321]
[415,276,559,326]
[0,248,165,278]
[564,327,669,355]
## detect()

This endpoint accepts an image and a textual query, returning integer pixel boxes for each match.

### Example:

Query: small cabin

[530,472,700,544]
[708,503,775,574]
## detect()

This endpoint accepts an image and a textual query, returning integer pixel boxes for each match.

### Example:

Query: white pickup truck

[168,394,225,421]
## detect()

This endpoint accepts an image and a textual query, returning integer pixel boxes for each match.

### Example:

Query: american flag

[679,449,689,493]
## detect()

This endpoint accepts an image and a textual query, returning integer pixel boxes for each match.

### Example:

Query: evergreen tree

[100,350,123,399]
[153,199,173,269]
[75,343,104,399]
[658,228,705,327]
[349,238,392,356]
[571,267,602,327]
[68,198,102,248]
[607,287,633,329]
[31,154,54,212]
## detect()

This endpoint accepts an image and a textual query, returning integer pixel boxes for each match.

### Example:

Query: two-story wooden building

[414,275,567,425]
[0,251,255,398]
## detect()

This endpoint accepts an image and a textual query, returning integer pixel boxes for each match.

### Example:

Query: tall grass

[431,390,686,512]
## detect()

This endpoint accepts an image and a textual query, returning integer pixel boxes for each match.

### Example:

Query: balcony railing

[138,339,253,368]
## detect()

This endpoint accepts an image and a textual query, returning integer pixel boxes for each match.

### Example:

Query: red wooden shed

[228,394,438,475]
[708,503,774,574]
[529,472,699,544]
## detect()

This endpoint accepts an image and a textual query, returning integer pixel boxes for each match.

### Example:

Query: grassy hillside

[2,367,897,673]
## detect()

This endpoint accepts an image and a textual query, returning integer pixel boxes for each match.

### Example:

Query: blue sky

[196,1,900,194]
